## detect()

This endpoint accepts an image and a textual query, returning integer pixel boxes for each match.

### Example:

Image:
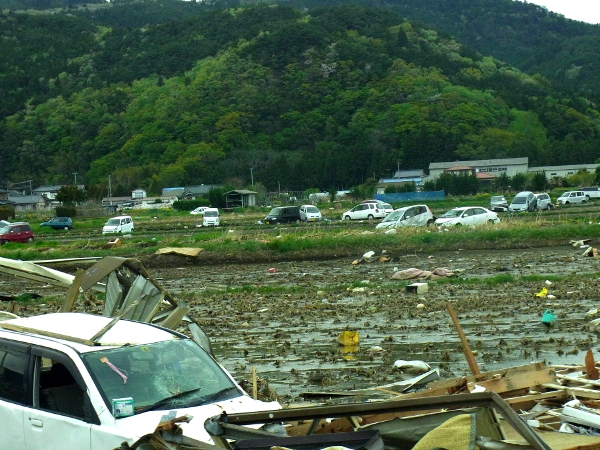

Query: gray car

[489,195,508,212]
[509,191,537,212]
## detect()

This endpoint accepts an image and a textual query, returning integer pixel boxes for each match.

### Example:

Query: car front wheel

[426,219,434,226]
[367,214,374,220]
[344,215,351,220]
[27,237,34,243]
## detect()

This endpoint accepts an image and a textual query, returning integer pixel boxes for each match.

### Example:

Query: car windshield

[305,206,319,213]
[491,197,505,202]
[204,211,218,217]
[442,209,464,218]
[105,218,120,226]
[268,208,282,215]
[0,225,9,234]
[511,196,526,204]
[382,203,392,209]
[82,339,239,415]
[559,193,569,197]
[382,209,404,222]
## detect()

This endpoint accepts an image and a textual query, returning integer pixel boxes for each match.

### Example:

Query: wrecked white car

[0,312,280,449]
[376,204,435,229]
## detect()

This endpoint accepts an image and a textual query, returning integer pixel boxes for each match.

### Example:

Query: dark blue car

[40,217,73,230]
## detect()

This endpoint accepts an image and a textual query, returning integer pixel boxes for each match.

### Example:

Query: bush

[172,199,210,211]
[56,205,77,217]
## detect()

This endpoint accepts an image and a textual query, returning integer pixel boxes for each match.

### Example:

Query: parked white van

[202,208,220,227]
[102,215,134,234]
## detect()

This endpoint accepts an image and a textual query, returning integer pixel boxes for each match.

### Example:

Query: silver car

[299,204,322,222]
[489,195,508,212]
[534,193,553,210]
[376,205,435,229]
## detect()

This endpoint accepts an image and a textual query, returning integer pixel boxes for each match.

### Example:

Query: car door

[412,206,429,227]
[470,208,486,225]
[401,207,418,227]
[351,205,364,219]
[0,340,30,449]
[460,208,474,226]
[23,347,95,450]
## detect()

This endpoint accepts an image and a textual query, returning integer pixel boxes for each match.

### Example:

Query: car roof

[450,206,475,211]
[0,313,178,353]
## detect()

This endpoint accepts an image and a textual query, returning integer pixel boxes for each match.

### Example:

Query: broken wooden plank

[587,350,599,380]
[505,390,569,411]
[468,367,556,395]
[429,362,548,391]
[542,383,600,400]
[557,373,600,388]
[446,302,480,375]
[155,247,203,257]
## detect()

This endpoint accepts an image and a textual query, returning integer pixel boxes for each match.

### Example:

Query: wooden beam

[446,303,480,375]
[587,350,599,380]
[469,368,556,395]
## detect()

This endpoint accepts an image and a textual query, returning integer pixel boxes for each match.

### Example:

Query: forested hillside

[282,0,600,95]
[1,4,599,196]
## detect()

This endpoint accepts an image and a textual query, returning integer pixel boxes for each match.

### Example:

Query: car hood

[435,217,458,225]
[376,221,395,229]
[113,395,281,444]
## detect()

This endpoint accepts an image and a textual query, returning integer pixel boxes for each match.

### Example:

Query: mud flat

[1,245,599,403]
[150,245,600,403]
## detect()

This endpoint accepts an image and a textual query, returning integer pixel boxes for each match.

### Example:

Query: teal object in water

[541,309,556,326]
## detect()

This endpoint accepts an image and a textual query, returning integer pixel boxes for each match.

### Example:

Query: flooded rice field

[2,245,600,405]
[153,245,600,404]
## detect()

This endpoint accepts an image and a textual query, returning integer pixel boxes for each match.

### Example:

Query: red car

[0,222,34,244]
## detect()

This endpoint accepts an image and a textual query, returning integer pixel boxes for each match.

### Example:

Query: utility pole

[108,175,112,204]
[73,172,78,186]
[250,168,254,186]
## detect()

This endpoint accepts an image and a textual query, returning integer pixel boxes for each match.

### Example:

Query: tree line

[1,4,600,198]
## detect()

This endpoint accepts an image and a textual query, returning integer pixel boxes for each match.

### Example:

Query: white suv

[342,202,386,220]
[557,190,589,205]
[0,313,280,449]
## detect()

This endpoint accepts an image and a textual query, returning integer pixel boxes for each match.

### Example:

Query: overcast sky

[520,0,600,24]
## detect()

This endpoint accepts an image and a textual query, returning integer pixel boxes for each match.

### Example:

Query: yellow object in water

[337,330,359,346]
[534,287,548,298]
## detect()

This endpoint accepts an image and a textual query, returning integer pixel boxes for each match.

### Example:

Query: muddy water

[1,245,599,404]
[152,246,600,403]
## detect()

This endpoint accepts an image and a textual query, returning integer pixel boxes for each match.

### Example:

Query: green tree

[494,172,510,191]
[510,172,527,191]
[56,185,87,205]
[529,171,548,191]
